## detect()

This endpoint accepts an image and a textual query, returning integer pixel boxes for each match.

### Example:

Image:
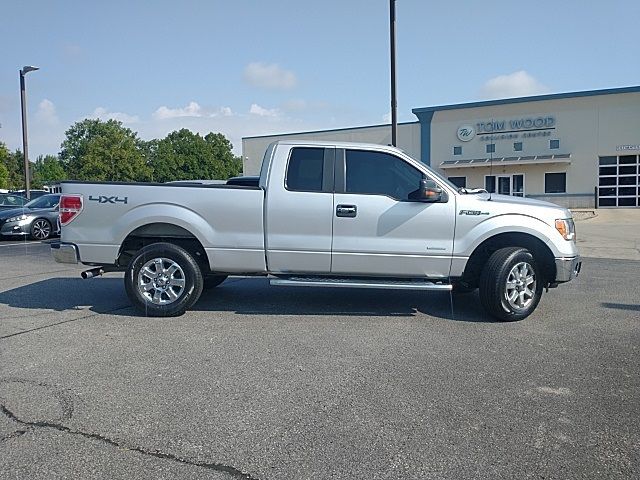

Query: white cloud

[249,103,280,118]
[92,106,139,124]
[244,62,297,90]
[152,102,234,120]
[480,70,549,99]
[35,99,59,125]
[382,111,392,123]
[153,101,203,120]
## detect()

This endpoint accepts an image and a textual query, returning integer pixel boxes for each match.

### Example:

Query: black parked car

[0,194,61,240]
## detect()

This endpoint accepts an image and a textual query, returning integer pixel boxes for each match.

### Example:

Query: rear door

[265,146,335,273]
[331,148,456,279]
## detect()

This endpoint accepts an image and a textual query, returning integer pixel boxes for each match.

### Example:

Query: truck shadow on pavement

[194,278,495,323]
[0,276,496,323]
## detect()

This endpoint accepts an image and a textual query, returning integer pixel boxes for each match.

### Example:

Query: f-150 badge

[89,195,128,204]
[459,209,489,216]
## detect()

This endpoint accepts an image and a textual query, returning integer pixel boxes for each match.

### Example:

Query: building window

[453,146,462,156]
[448,176,466,188]
[545,172,566,193]
[514,142,523,152]
[485,176,496,193]
[486,143,495,154]
[512,174,524,197]
[550,139,560,150]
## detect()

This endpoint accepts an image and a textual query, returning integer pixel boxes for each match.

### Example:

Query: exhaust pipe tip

[81,268,104,279]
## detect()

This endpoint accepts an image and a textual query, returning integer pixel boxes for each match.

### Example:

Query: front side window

[345,150,423,201]
[550,139,560,149]
[286,147,325,192]
[453,146,462,156]
[545,172,566,193]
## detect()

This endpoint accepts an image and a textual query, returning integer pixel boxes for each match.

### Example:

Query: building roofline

[412,85,640,114]
[242,121,418,140]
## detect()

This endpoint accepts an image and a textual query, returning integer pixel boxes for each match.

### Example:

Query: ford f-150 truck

[51,140,581,321]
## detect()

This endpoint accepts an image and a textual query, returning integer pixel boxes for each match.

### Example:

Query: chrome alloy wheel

[137,257,186,305]
[504,261,536,311]
[32,219,51,240]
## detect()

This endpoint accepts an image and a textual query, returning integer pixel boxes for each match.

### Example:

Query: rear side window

[286,148,325,192]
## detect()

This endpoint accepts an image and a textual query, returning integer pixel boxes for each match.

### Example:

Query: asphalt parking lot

[0,240,638,479]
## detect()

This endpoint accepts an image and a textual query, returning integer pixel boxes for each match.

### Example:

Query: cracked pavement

[0,241,639,479]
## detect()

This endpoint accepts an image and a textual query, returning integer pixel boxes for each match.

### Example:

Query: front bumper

[51,241,79,264]
[0,219,31,236]
[555,255,582,283]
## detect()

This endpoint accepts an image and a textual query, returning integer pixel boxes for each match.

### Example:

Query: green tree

[151,129,242,183]
[0,143,9,189]
[204,132,242,179]
[80,130,152,182]
[60,119,151,181]
[1,149,26,190]
[33,155,67,188]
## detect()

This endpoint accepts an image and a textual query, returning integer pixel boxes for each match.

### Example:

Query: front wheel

[31,218,52,240]
[479,247,543,321]
[124,242,204,317]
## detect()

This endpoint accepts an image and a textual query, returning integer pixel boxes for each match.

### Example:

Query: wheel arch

[461,232,556,288]
[117,222,210,273]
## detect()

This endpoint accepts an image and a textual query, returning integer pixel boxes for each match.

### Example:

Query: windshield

[24,194,60,209]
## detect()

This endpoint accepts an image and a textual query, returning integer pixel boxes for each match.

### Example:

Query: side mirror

[410,177,444,202]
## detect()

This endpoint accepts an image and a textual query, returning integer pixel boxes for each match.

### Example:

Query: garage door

[598,155,639,207]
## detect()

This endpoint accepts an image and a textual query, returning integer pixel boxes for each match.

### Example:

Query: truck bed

[60,180,267,273]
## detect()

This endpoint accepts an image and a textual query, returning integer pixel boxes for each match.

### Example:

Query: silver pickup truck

[52,140,581,321]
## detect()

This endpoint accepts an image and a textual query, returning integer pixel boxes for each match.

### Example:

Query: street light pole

[389,0,397,147]
[19,65,39,200]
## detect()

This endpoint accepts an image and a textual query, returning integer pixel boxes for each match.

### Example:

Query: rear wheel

[124,242,203,317]
[479,247,543,321]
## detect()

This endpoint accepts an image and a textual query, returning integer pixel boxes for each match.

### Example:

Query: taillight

[60,194,83,226]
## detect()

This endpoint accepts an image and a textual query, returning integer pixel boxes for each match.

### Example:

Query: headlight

[6,214,29,223]
[555,218,576,241]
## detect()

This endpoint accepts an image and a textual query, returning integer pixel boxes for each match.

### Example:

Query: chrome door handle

[336,204,357,217]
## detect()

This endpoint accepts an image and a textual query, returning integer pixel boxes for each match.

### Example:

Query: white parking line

[0,241,44,247]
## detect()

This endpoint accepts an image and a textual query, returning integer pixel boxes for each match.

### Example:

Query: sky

[1,0,639,159]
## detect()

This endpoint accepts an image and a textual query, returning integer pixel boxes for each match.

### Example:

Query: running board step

[270,276,452,291]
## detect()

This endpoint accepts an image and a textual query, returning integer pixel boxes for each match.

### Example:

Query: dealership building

[242,86,640,208]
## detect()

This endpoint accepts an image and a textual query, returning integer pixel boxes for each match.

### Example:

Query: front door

[331,149,456,279]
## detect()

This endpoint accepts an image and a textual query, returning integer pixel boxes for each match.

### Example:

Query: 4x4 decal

[88,195,128,204]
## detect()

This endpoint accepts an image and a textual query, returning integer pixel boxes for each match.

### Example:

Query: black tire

[203,275,228,289]
[30,218,52,240]
[124,242,204,317]
[479,247,543,322]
